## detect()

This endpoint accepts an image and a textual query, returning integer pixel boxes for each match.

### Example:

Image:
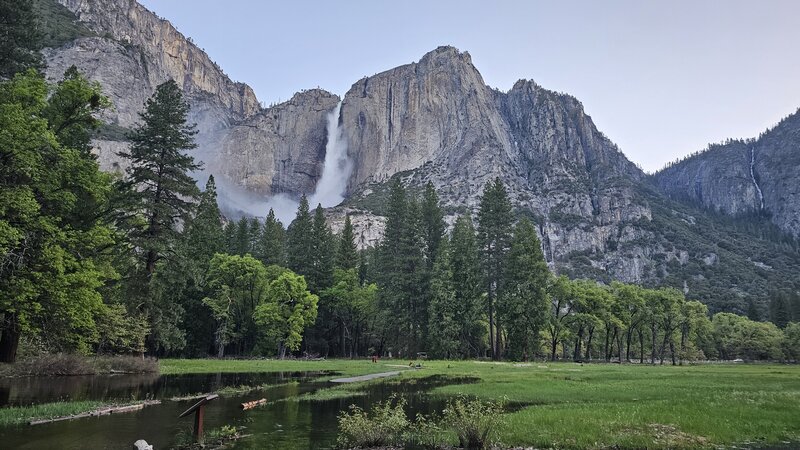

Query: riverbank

[161,359,800,449]
[0,354,158,377]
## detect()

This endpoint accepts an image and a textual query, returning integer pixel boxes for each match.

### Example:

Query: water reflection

[0,372,477,449]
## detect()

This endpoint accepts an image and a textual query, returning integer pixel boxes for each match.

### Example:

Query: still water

[0,371,473,449]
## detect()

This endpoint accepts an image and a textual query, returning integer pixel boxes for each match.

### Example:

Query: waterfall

[210,102,352,224]
[309,101,352,208]
[749,147,764,210]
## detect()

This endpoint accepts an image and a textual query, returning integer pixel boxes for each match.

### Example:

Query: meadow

[159,359,800,449]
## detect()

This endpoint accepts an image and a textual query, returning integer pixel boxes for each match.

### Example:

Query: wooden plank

[240,398,267,410]
[178,394,219,418]
[29,400,161,425]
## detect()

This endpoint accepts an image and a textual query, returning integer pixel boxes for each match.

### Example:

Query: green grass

[0,401,105,426]
[160,359,800,448]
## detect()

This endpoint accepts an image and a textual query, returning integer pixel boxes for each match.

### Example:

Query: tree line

[1,2,799,363]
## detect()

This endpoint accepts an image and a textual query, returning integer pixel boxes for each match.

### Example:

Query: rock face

[45,0,337,199]
[654,110,800,237]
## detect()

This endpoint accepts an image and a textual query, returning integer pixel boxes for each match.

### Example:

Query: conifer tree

[120,79,200,277]
[232,216,251,256]
[0,0,43,78]
[287,195,314,277]
[308,204,334,292]
[427,239,460,358]
[477,178,513,359]
[337,214,359,270]
[501,218,550,360]
[256,208,286,267]
[449,214,485,356]
[420,182,445,268]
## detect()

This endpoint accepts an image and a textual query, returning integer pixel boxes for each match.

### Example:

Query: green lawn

[160,359,800,449]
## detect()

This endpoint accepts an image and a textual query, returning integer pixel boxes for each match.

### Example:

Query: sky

[139,0,800,173]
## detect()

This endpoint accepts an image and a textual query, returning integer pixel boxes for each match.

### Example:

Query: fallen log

[29,400,161,425]
[240,398,267,410]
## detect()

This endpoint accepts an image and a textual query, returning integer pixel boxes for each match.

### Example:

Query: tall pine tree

[119,79,200,353]
[501,218,550,360]
[256,208,286,267]
[477,177,513,359]
[449,214,485,357]
[120,79,200,277]
[308,204,334,293]
[336,214,359,270]
[287,195,314,277]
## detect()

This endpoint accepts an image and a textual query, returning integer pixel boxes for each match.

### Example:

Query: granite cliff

[654,110,800,238]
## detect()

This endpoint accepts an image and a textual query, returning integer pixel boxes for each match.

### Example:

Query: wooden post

[179,394,218,444]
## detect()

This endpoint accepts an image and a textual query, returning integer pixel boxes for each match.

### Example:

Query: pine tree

[420,182,445,268]
[477,177,513,359]
[308,204,334,292]
[256,208,286,267]
[232,216,251,256]
[501,218,550,360]
[248,217,262,253]
[287,195,314,277]
[449,214,485,357]
[377,179,425,355]
[0,0,43,78]
[427,239,460,358]
[170,175,224,356]
[336,214,359,270]
[120,79,200,277]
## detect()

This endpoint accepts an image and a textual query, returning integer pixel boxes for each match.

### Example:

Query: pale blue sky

[140,0,800,172]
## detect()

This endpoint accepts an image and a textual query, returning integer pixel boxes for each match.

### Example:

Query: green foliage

[32,0,95,49]
[442,396,506,450]
[255,208,286,267]
[336,395,410,449]
[0,70,115,361]
[712,313,784,360]
[377,179,426,355]
[782,322,800,361]
[336,214,358,270]
[203,253,271,357]
[0,0,43,78]
[253,270,319,357]
[477,177,513,359]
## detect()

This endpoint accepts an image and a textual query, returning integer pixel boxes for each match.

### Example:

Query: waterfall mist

[204,101,351,225]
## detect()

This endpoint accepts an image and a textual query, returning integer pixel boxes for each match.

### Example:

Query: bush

[442,396,506,450]
[337,395,410,448]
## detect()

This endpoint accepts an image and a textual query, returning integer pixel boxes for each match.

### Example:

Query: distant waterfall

[210,102,352,223]
[309,101,352,208]
[749,147,764,210]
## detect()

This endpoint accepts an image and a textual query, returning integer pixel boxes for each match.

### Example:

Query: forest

[2,0,800,366]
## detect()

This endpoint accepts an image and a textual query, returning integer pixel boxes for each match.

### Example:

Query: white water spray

[749,147,764,210]
[309,102,352,208]
[209,102,352,224]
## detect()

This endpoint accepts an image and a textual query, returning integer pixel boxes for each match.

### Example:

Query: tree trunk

[650,323,658,364]
[550,331,558,361]
[586,327,595,361]
[638,329,645,364]
[488,287,496,360]
[670,338,676,366]
[0,313,21,363]
[604,329,610,362]
[626,329,633,362]
[616,328,623,363]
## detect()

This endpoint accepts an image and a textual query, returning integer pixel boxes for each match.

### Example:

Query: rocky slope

[654,110,800,237]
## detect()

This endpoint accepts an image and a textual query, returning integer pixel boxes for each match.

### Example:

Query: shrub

[442,396,506,450]
[337,395,410,448]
